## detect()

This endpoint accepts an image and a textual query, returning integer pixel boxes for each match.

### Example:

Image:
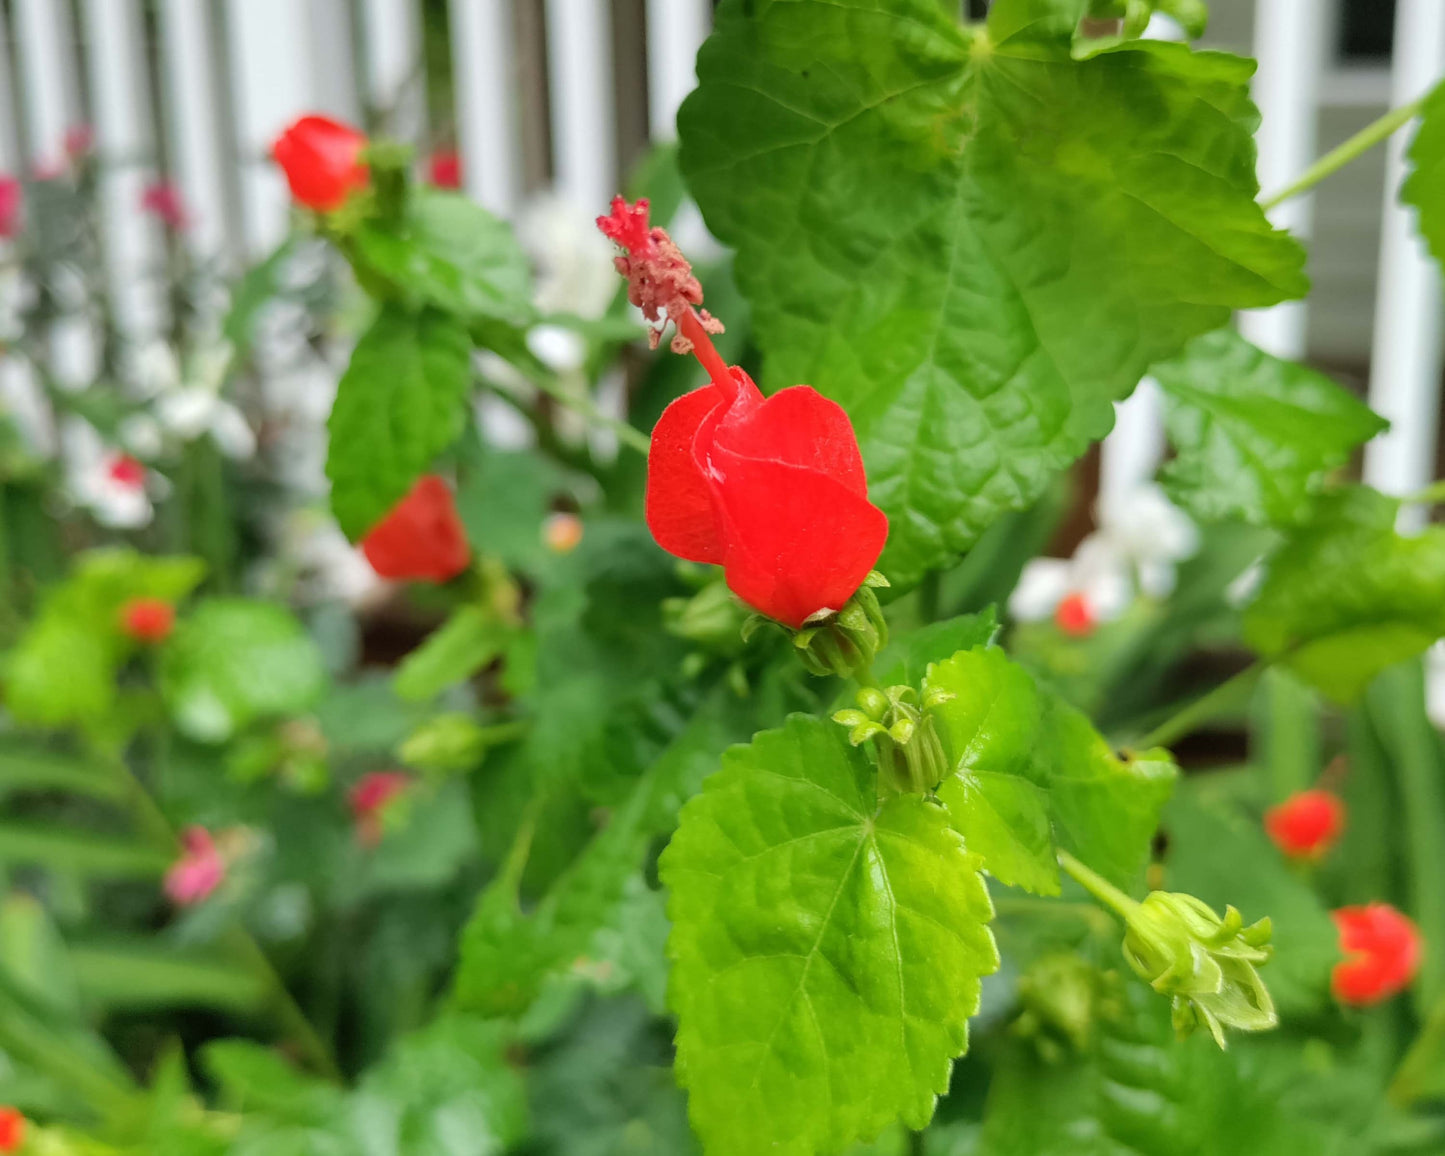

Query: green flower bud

[831,680,952,796]
[663,579,750,653]
[792,577,889,678]
[1013,952,1123,1059]
[1121,891,1276,1047]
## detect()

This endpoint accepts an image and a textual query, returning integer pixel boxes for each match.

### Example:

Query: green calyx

[784,572,890,679]
[832,678,954,797]
[1121,891,1277,1048]
[664,579,750,654]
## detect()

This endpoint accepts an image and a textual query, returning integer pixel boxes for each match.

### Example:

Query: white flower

[273,509,385,608]
[139,338,256,460]
[526,322,588,375]
[1009,485,1197,633]
[61,417,157,528]
[519,195,619,321]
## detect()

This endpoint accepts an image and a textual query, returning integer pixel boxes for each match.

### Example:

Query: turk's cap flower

[360,475,471,583]
[1010,539,1131,634]
[1121,891,1276,1047]
[0,177,21,239]
[0,1105,24,1153]
[273,115,369,212]
[120,596,175,644]
[141,180,189,230]
[1265,789,1345,860]
[428,148,462,189]
[649,367,888,629]
[61,417,158,529]
[165,826,225,906]
[1332,903,1422,1006]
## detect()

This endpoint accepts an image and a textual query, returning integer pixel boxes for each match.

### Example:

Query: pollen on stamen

[597,196,725,347]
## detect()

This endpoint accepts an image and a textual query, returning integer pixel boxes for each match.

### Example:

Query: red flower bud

[599,197,887,629]
[108,453,146,488]
[273,115,368,212]
[1331,903,1422,1006]
[1054,591,1095,637]
[361,475,471,583]
[428,149,462,189]
[1265,789,1345,859]
[120,597,175,644]
[0,1106,25,1153]
[141,180,189,231]
[165,826,224,906]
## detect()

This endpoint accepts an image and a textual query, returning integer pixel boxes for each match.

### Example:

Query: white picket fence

[0,0,1439,506]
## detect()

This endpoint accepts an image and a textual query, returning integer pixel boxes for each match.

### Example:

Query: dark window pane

[1339,0,1396,60]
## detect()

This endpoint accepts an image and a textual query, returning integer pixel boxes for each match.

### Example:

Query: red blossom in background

[350,771,411,847]
[64,124,94,161]
[428,149,462,189]
[543,512,584,554]
[107,453,146,488]
[0,177,20,239]
[1331,903,1422,1006]
[165,826,225,906]
[273,115,369,212]
[0,1106,24,1153]
[1265,789,1345,859]
[361,475,471,583]
[1053,591,1096,637]
[598,197,887,629]
[141,180,189,231]
[120,597,175,644]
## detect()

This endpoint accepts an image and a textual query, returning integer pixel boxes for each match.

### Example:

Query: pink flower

[0,177,21,239]
[349,771,411,847]
[141,181,189,231]
[164,827,225,906]
[428,149,462,189]
[64,124,94,161]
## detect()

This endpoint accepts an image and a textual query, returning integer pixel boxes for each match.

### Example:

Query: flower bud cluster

[832,675,953,796]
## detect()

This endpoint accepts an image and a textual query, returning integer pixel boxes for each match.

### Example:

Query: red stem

[679,308,733,396]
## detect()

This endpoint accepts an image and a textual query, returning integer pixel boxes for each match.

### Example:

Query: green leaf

[393,605,510,702]
[352,1016,528,1156]
[679,0,1306,586]
[1404,78,1445,268]
[4,550,205,730]
[160,598,327,742]
[661,714,998,1156]
[354,190,533,326]
[1153,329,1386,525]
[980,987,1336,1155]
[1242,486,1445,701]
[927,646,1176,894]
[875,608,999,687]
[68,943,267,1013]
[0,744,125,801]
[225,238,297,353]
[0,821,170,878]
[326,304,473,539]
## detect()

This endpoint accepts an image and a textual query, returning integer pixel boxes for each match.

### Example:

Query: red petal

[713,384,868,496]
[362,475,471,582]
[708,449,888,629]
[274,115,368,211]
[1331,904,1422,1005]
[645,386,728,564]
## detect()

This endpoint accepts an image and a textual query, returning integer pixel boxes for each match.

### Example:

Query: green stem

[1057,849,1141,924]
[524,372,652,456]
[1135,663,1264,751]
[102,748,342,1080]
[497,790,547,897]
[1390,994,1445,1107]
[853,660,880,690]
[1406,478,1445,505]
[1261,98,1424,211]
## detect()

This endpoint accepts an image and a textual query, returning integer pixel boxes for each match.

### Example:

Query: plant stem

[1057,849,1140,924]
[1135,663,1264,751]
[1390,993,1445,1106]
[1261,98,1424,211]
[102,748,342,1080]
[508,370,652,456]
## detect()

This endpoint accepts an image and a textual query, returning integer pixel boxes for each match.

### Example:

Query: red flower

[1332,904,1422,1006]
[350,770,411,847]
[141,180,189,230]
[0,177,21,239]
[1265,789,1345,859]
[0,1106,24,1153]
[165,827,225,906]
[273,115,368,212]
[107,453,146,488]
[428,149,462,189]
[361,475,471,583]
[120,597,175,644]
[1054,591,1095,637]
[599,197,887,629]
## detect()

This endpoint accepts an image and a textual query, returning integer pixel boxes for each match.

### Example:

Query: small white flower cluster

[1009,484,1200,633]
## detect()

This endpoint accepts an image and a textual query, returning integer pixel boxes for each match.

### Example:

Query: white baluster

[1364,0,1445,528]
[644,0,709,142]
[545,0,616,213]
[1238,0,1328,359]
[14,0,77,169]
[158,0,231,260]
[450,0,518,215]
[363,0,425,141]
[82,0,163,339]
